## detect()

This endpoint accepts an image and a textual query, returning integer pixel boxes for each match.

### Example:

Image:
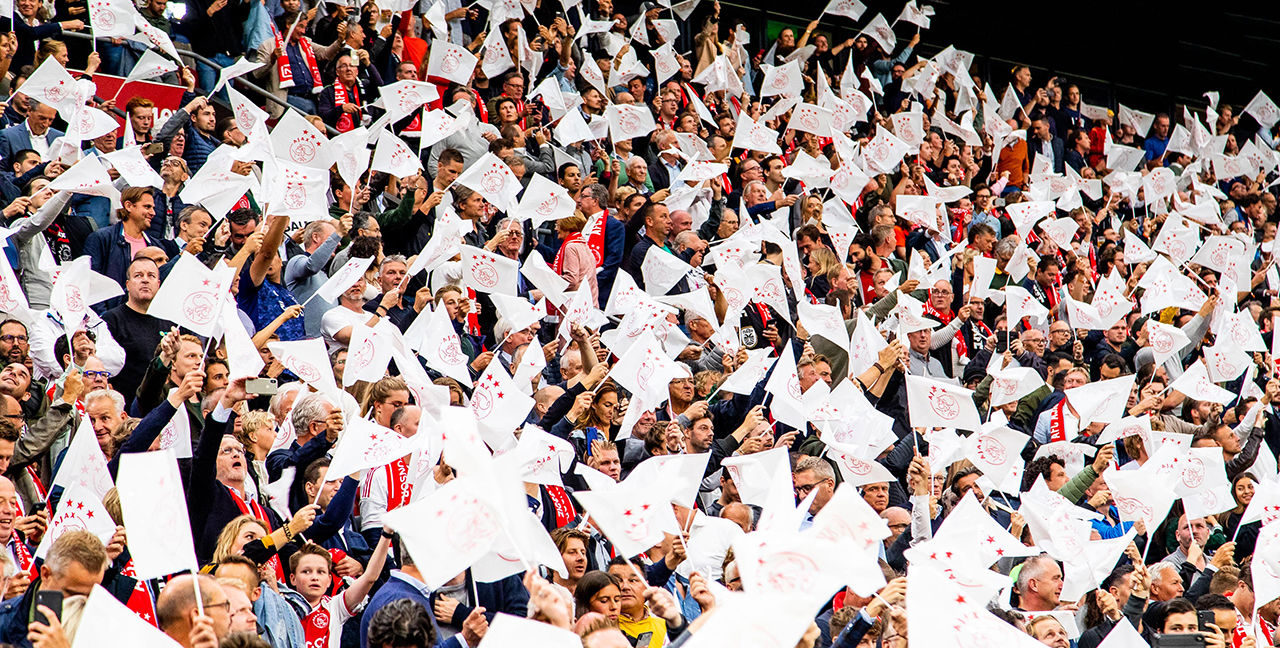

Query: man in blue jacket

[82,187,163,307]
[359,548,491,648]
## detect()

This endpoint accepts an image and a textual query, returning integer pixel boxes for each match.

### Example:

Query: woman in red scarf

[554,213,599,304]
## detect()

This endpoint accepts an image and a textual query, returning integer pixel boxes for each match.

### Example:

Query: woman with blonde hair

[806,247,843,299]
[208,510,317,578]
[554,213,599,303]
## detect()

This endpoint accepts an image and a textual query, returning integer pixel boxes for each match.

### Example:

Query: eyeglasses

[203,600,231,612]
[218,446,245,457]
[794,481,823,496]
[83,370,111,379]
[0,335,27,343]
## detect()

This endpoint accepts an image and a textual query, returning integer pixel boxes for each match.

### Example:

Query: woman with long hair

[1221,472,1260,559]
[573,571,622,622]
[552,381,621,457]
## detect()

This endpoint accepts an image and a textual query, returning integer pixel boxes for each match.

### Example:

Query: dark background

[723,0,1280,117]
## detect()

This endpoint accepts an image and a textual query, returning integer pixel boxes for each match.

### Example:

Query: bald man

[156,574,231,648]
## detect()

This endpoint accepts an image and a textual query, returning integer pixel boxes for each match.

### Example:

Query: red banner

[86,74,188,135]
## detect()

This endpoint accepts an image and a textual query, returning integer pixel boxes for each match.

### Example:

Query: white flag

[988,366,1045,407]
[1105,462,1178,529]
[427,41,479,86]
[383,475,505,588]
[489,293,545,334]
[327,417,413,478]
[88,0,137,38]
[267,338,339,394]
[765,349,809,430]
[1146,320,1191,365]
[156,405,193,459]
[126,49,179,82]
[823,0,866,21]
[1064,374,1135,425]
[343,323,395,387]
[148,255,233,336]
[611,332,684,406]
[22,57,81,118]
[478,613,579,648]
[117,450,198,579]
[513,173,575,225]
[50,417,114,500]
[220,304,264,380]
[1169,360,1236,405]
[72,585,181,648]
[859,13,897,53]
[370,129,423,177]
[35,483,118,559]
[264,162,329,221]
[729,113,782,154]
[761,59,804,98]
[414,306,473,387]
[101,145,164,189]
[380,80,440,122]
[313,256,375,304]
[48,156,120,200]
[471,362,533,450]
[906,375,981,431]
[460,245,521,295]
[574,487,681,558]
[454,153,521,212]
[131,14,182,61]
[606,103,658,143]
[965,424,1029,487]
[270,111,333,170]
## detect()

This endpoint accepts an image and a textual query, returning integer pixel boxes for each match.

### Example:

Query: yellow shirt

[618,610,667,648]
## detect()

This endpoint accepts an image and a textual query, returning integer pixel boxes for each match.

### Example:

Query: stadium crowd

[0,0,1278,647]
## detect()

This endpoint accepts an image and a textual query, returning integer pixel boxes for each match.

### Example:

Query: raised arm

[249,214,290,285]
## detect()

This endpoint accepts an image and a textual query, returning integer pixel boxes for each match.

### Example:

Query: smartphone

[32,501,46,514]
[996,331,1010,353]
[246,377,278,396]
[1153,635,1205,648]
[584,427,602,458]
[1197,610,1216,631]
[33,591,63,626]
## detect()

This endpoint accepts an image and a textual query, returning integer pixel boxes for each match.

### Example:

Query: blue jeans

[196,52,237,97]
[286,94,318,115]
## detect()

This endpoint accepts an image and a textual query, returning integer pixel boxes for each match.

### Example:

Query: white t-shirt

[320,306,371,351]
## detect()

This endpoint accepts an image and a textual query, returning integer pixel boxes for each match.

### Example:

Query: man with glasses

[792,456,836,529]
[970,185,1001,237]
[499,72,530,130]
[0,320,28,369]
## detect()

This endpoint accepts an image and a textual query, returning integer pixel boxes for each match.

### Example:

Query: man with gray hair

[363,254,419,331]
[576,182,623,307]
[267,391,344,511]
[0,529,108,646]
[793,456,836,525]
[0,101,63,164]
[286,216,348,336]
[1015,553,1063,611]
[84,389,127,456]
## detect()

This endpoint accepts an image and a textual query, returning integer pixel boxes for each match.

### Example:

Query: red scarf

[9,533,35,580]
[275,28,322,93]
[333,80,360,133]
[1048,398,1070,443]
[119,561,159,626]
[228,488,285,581]
[583,211,608,267]
[384,456,413,512]
[546,485,576,528]
[923,297,969,358]
[553,232,584,274]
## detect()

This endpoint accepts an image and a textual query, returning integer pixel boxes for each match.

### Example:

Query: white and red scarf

[583,210,608,268]
[924,299,968,359]
[333,80,361,132]
[229,488,285,581]
[274,27,322,94]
